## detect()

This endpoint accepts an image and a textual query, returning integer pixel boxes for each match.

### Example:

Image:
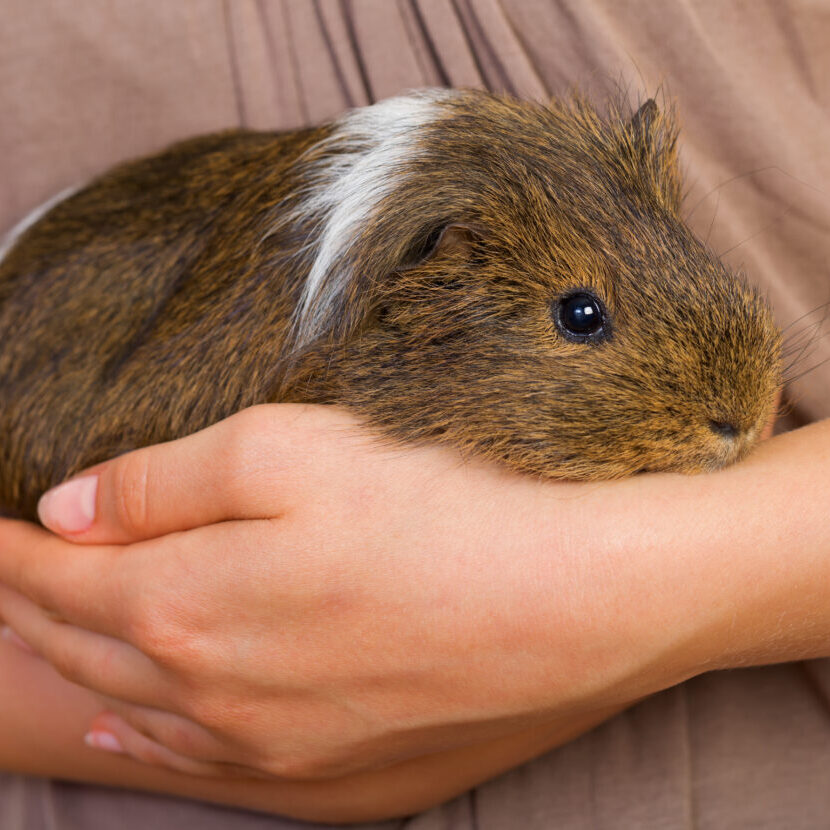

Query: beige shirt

[1,1,829,827]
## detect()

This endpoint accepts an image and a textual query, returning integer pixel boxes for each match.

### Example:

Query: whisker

[782,321,828,375]
[783,324,828,354]
[779,299,830,335]
[686,165,826,223]
[775,396,796,418]
[776,384,826,425]
[783,346,821,374]
[782,318,829,359]
[718,205,795,258]
[784,355,830,386]
[784,357,830,384]
[705,189,721,246]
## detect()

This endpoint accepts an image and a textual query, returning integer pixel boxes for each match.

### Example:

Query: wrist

[601,423,830,681]
[498,477,697,715]
[702,423,830,668]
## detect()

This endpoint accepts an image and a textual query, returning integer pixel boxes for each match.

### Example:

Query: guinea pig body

[0,88,781,519]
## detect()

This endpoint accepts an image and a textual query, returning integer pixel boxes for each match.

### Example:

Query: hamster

[0,88,781,520]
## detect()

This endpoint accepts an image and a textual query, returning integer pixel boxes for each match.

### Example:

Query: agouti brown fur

[0,89,781,519]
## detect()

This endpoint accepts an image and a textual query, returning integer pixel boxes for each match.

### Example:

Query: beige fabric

[1,1,830,827]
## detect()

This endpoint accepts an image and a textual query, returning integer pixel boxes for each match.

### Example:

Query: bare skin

[0,638,623,822]
[0,405,828,822]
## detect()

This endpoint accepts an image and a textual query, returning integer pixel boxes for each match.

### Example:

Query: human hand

[0,404,703,783]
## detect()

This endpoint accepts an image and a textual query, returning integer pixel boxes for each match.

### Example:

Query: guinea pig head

[282,90,781,479]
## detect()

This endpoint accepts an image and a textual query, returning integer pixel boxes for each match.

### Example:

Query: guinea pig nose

[709,419,739,439]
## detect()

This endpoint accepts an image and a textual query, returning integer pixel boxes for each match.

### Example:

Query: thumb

[36,404,321,544]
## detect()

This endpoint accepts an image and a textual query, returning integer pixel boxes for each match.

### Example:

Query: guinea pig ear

[623,97,682,212]
[397,224,481,271]
[629,98,658,135]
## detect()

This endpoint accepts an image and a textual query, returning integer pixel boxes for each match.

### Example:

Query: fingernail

[37,475,98,534]
[84,731,124,754]
[1,626,34,654]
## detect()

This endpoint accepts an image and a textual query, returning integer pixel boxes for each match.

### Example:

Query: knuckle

[23,558,60,610]
[141,747,177,770]
[181,694,224,731]
[221,407,277,473]
[228,404,279,444]
[49,647,83,684]
[127,605,210,678]
[125,600,180,662]
[119,721,200,773]
[72,639,118,688]
[151,718,207,760]
[109,451,152,537]
[107,711,216,773]
[182,695,250,734]
[225,405,309,468]
[124,738,164,767]
[219,407,303,509]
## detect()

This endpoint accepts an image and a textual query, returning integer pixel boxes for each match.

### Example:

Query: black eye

[554,292,606,341]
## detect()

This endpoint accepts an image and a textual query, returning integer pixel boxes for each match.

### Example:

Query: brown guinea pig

[0,88,781,520]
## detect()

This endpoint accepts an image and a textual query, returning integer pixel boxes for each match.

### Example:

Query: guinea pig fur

[0,88,781,519]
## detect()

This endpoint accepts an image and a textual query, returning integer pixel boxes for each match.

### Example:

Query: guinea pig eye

[554,292,607,342]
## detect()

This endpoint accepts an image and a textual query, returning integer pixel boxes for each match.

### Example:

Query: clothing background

[1,1,829,827]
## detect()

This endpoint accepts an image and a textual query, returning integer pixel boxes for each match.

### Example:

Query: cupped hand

[0,404,699,782]
[4,402,813,787]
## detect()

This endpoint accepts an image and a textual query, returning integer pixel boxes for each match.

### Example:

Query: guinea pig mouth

[635,429,756,476]
[705,430,757,471]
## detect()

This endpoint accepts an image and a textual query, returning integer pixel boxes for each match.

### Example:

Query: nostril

[709,419,739,439]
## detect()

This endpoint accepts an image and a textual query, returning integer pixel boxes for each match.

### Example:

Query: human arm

[0,633,623,822]
[0,405,828,821]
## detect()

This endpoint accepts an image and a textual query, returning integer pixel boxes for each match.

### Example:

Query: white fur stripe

[0,185,81,269]
[289,89,456,349]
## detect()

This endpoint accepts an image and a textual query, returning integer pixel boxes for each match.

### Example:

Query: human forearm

[559,420,830,688]
[684,420,830,668]
[0,637,623,823]
[1,407,827,818]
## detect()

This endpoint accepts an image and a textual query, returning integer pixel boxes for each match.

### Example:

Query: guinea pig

[0,88,781,520]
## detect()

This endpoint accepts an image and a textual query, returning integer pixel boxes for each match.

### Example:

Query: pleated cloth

[1,2,830,828]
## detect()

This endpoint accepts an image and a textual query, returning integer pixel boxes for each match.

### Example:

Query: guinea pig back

[0,89,781,519]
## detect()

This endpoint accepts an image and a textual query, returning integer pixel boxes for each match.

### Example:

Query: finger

[36,403,344,544]
[87,713,228,777]
[88,709,258,778]
[0,584,173,707]
[2,515,293,642]
[0,519,124,629]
